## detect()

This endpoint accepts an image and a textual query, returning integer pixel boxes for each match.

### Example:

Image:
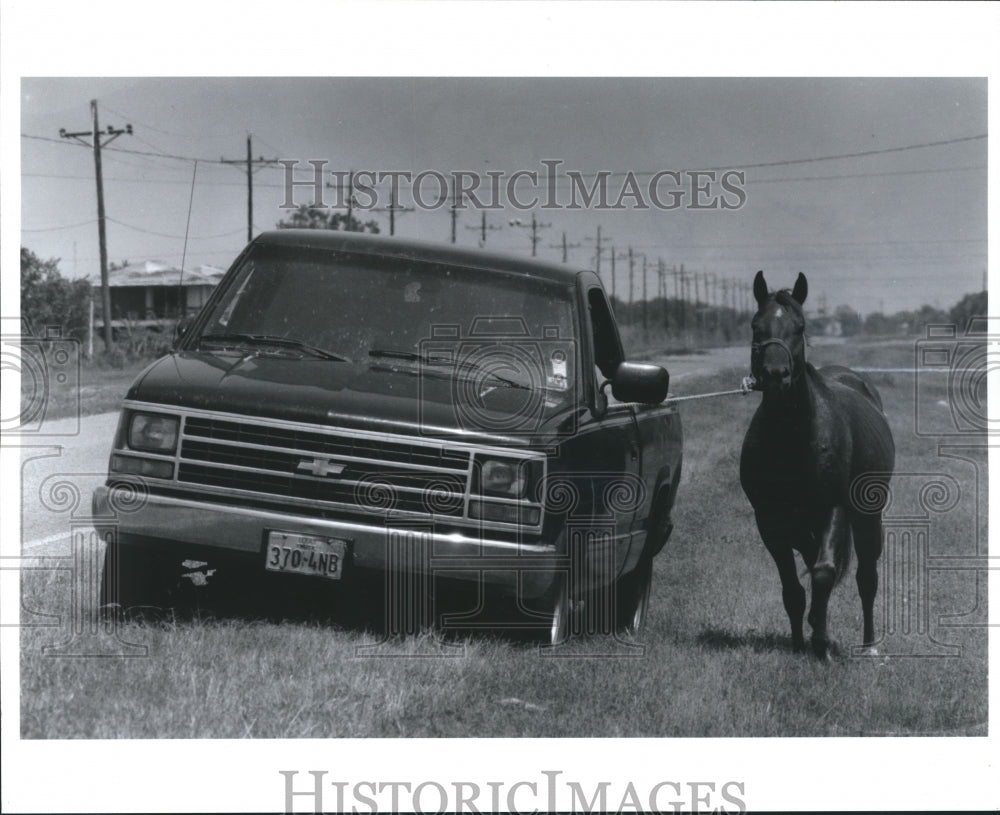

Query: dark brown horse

[740,271,894,658]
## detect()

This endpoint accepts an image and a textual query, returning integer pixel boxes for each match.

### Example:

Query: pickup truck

[93,230,683,644]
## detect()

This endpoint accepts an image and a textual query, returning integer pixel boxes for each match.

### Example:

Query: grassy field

[20,340,987,737]
[25,355,152,421]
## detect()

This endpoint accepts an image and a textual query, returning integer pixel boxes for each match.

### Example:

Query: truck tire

[613,555,653,636]
[545,575,572,646]
[99,542,172,622]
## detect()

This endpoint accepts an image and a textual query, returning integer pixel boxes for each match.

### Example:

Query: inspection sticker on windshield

[265,531,347,580]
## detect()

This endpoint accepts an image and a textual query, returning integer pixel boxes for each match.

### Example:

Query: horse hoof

[811,639,832,662]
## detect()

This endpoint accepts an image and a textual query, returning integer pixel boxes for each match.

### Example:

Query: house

[88,261,225,329]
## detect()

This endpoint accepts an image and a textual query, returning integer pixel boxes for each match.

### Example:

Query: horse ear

[792,273,808,305]
[753,270,768,307]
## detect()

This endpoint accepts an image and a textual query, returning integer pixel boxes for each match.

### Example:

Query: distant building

[88,261,224,330]
[809,314,843,337]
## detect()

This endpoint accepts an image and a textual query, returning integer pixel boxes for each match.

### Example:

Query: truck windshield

[195,245,578,395]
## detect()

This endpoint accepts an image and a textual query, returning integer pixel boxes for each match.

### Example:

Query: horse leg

[769,546,806,652]
[852,515,883,647]
[808,506,849,659]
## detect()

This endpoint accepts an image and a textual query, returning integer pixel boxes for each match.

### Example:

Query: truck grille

[176,416,471,518]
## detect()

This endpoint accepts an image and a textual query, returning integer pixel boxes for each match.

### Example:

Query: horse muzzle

[752,338,795,392]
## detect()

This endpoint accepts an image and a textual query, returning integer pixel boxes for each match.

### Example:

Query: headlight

[127,413,179,453]
[479,457,527,498]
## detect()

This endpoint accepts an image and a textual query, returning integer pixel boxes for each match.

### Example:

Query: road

[17,412,119,554]
[15,345,750,554]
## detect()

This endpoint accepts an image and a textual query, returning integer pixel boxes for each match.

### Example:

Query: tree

[276,204,380,234]
[949,291,987,335]
[20,247,91,342]
[834,304,862,337]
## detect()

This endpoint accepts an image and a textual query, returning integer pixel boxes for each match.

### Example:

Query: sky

[19,76,987,317]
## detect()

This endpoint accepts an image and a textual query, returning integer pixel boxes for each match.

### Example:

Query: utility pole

[610,246,617,302]
[465,210,501,246]
[549,232,581,263]
[641,254,648,332]
[585,226,612,282]
[60,100,132,352]
[628,247,635,306]
[389,186,400,235]
[658,258,667,331]
[347,171,354,228]
[705,272,715,338]
[678,264,688,334]
[595,225,603,275]
[221,135,280,242]
[508,214,550,257]
[450,183,460,243]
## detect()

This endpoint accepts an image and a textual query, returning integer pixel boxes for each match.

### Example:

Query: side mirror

[172,316,193,350]
[610,361,669,404]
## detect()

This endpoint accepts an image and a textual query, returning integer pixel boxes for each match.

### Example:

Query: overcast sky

[20,76,985,317]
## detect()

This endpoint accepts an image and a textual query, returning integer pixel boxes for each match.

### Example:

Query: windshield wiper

[368,349,423,362]
[198,333,348,361]
[368,348,529,390]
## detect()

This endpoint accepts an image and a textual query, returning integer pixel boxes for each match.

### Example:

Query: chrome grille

[176,416,471,518]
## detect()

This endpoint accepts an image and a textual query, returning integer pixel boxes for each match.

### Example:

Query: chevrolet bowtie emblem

[297,458,346,477]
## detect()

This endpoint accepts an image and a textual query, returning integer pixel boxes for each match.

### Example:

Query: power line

[106,217,246,241]
[23,131,987,178]
[23,132,224,164]
[750,165,986,184]
[23,171,262,188]
[22,218,97,232]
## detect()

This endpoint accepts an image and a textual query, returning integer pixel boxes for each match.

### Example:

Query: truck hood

[126,351,578,446]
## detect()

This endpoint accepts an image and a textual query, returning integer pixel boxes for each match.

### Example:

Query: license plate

[264,531,347,580]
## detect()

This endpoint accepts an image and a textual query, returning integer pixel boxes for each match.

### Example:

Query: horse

[739,271,895,659]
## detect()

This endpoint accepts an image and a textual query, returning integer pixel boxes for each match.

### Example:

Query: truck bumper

[91,486,598,599]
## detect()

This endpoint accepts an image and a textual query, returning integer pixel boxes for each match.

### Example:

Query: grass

[20,339,987,738]
[27,355,153,421]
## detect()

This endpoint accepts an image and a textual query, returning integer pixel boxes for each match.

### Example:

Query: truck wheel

[99,542,171,622]
[614,556,653,637]
[545,576,572,646]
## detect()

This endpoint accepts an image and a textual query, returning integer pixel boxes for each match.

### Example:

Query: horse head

[751,271,808,394]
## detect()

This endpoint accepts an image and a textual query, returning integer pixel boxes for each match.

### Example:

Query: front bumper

[91,486,603,599]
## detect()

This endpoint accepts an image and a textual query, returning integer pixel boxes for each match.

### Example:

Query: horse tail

[833,525,853,587]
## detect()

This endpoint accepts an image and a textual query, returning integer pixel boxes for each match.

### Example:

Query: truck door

[582,281,644,539]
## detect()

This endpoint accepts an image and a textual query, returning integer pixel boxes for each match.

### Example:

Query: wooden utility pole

[508,214,550,257]
[60,100,132,351]
[550,232,581,263]
[610,246,617,301]
[465,210,501,246]
[595,225,603,275]
[221,135,279,242]
[641,254,648,332]
[628,247,635,305]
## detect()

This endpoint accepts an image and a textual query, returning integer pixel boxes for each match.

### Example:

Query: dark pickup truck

[93,230,682,644]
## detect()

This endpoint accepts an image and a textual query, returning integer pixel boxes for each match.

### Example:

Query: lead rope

[601,375,758,407]
[663,375,758,404]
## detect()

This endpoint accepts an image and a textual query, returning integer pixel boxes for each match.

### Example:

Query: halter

[751,336,798,388]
